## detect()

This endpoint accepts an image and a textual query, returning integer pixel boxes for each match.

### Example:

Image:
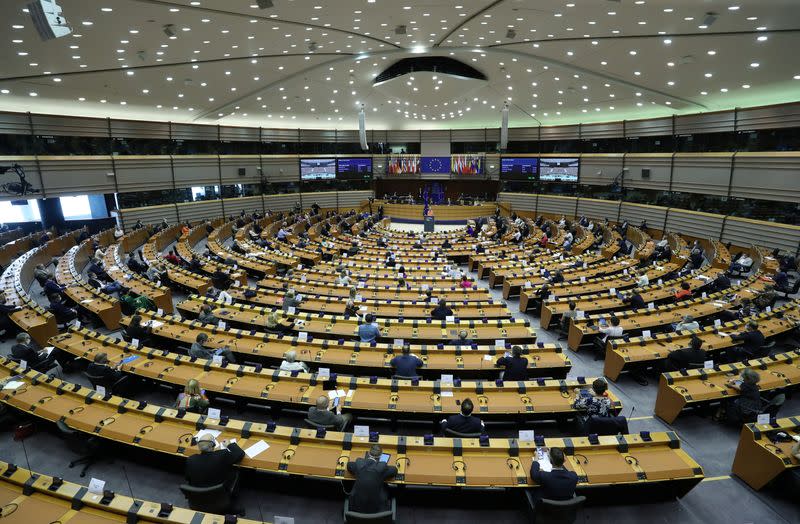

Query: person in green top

[120,292,155,313]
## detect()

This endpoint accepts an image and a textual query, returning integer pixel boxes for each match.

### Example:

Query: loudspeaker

[358,108,368,151]
[238,168,246,176]
[27,0,71,40]
[500,103,509,151]
[641,168,651,179]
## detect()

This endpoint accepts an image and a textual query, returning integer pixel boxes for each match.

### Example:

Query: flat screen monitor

[336,158,373,180]
[387,155,420,174]
[420,156,450,174]
[539,157,579,183]
[300,158,336,180]
[451,154,483,175]
[500,157,538,180]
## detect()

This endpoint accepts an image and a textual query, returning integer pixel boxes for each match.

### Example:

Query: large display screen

[300,158,336,180]
[336,158,373,180]
[420,156,451,174]
[500,157,538,180]
[539,157,579,183]
[387,155,420,174]
[451,154,484,175]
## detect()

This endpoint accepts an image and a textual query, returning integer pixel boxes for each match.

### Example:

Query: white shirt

[637,275,649,287]
[738,256,753,268]
[218,290,233,305]
[599,325,624,340]
[280,360,309,372]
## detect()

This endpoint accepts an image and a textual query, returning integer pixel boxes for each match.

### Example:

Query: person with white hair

[280,350,309,373]
[185,432,245,499]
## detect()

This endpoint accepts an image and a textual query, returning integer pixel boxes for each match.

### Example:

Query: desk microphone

[628,405,635,420]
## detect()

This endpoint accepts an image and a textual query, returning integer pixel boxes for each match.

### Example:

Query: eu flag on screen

[420,156,451,174]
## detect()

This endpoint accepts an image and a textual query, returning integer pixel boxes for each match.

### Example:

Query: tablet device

[380,453,391,463]
[331,396,340,408]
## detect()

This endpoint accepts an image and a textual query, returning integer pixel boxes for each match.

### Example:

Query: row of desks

[122,311,568,378]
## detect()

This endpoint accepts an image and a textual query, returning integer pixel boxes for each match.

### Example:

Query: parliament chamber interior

[0,1,799,523]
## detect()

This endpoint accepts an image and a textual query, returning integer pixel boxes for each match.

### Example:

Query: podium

[423,216,435,232]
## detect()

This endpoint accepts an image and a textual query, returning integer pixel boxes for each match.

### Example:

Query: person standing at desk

[347,444,398,514]
[496,345,529,381]
[390,345,423,378]
[358,314,381,343]
[529,447,578,501]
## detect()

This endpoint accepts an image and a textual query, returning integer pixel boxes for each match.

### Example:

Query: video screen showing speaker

[337,158,373,180]
[387,154,420,174]
[500,157,538,180]
[539,157,579,183]
[420,156,451,174]
[300,158,336,180]
[451,154,483,175]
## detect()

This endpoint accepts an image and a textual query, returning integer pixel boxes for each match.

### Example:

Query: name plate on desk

[318,368,331,379]
[756,413,771,425]
[207,407,221,420]
[354,425,369,437]
[519,430,535,442]
[88,477,106,495]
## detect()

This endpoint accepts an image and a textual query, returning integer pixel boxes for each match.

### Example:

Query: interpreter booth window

[191,185,220,201]
[59,194,108,220]
[0,199,41,222]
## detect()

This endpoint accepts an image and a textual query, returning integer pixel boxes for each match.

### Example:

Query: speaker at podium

[424,216,435,232]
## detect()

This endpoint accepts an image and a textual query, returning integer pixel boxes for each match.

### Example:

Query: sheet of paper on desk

[195,428,222,440]
[145,320,163,328]
[216,438,236,450]
[484,355,493,361]
[245,440,270,459]
[43,346,54,355]
[441,391,454,397]
[80,299,93,304]
[327,390,338,400]
[2,380,25,390]
[337,389,347,398]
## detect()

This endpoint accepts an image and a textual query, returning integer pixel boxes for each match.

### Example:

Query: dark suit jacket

[185,443,245,491]
[496,355,529,381]
[732,329,766,356]
[347,457,397,514]
[11,343,46,368]
[430,305,453,320]
[87,362,124,385]
[443,413,483,434]
[530,462,578,501]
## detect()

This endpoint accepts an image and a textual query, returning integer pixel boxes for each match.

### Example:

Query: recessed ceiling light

[78,97,85,101]
[742,84,750,88]
[707,50,716,55]
[757,35,768,41]
[101,7,112,12]
[52,77,61,82]
[12,25,24,29]
[750,62,760,68]
[728,6,740,10]
[17,51,28,56]
[0,89,9,94]
[81,21,93,26]
[29,92,37,97]
[663,39,672,44]
[629,50,637,55]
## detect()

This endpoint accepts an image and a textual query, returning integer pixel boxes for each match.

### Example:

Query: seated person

[47,294,80,324]
[347,241,360,256]
[712,272,731,292]
[389,345,423,378]
[529,447,578,502]
[560,301,579,331]
[196,304,219,324]
[571,378,613,427]
[11,332,59,372]
[120,291,155,313]
[549,270,565,285]
[216,286,233,306]
[774,271,791,293]
[622,291,646,310]
[596,316,624,348]
[753,285,777,310]
[282,289,302,312]
[720,298,757,322]
[189,333,238,364]
[346,444,398,514]
[279,350,309,373]
[731,320,766,359]
[459,274,473,289]
[430,299,453,320]
[714,368,761,425]
[441,398,484,435]
[665,335,706,371]
[86,352,130,392]
[674,314,700,332]
[495,345,529,381]
[451,329,473,346]
[124,314,152,345]
[265,310,294,333]
[672,282,692,302]
[185,432,245,499]
[43,278,67,300]
[635,270,650,287]
[33,263,53,286]
[308,394,352,431]
[358,314,381,343]
[729,253,753,274]
[174,379,210,413]
[343,299,360,318]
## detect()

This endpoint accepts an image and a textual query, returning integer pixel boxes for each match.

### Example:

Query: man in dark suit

[347,444,398,514]
[529,447,578,501]
[665,335,707,371]
[441,398,484,435]
[495,345,529,381]
[430,299,454,320]
[623,291,646,310]
[11,332,58,372]
[731,320,766,359]
[185,433,245,497]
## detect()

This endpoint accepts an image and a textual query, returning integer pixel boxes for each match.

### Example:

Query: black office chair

[304,418,336,430]
[85,372,128,396]
[524,491,586,524]
[583,415,628,436]
[56,420,102,477]
[179,483,232,514]
[391,375,419,380]
[777,279,800,299]
[343,498,396,523]
[760,393,786,419]
[443,427,483,438]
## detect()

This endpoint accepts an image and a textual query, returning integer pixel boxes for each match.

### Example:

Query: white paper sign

[96,385,106,396]
[212,355,223,365]
[245,440,270,459]
[19,360,27,371]
[483,355,493,361]
[287,307,296,315]
[642,330,651,338]
[132,338,140,347]
[87,478,106,495]
[519,430,535,442]
[393,339,404,347]
[701,292,707,299]
[495,339,505,348]
[766,306,772,313]
[440,374,454,385]
[756,413,771,425]
[704,360,714,369]
[609,288,616,295]
[318,368,331,379]
[580,276,586,283]
[714,319,722,328]
[658,279,663,285]
[446,316,455,322]
[576,310,585,319]
[207,407,221,420]
[218,321,227,330]
[524,282,532,289]
[354,425,369,437]
[298,332,308,341]
[648,303,655,310]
